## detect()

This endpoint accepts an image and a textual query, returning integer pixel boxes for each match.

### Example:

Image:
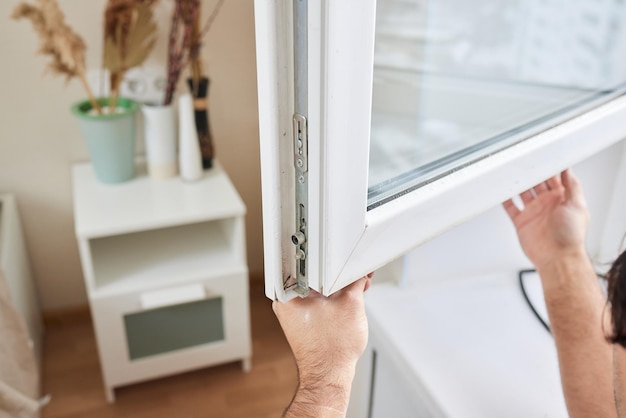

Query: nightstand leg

[242,357,252,373]
[105,386,116,403]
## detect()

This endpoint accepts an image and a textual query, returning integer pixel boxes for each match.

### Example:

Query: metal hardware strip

[291,0,309,296]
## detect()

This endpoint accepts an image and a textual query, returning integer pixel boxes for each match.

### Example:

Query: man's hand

[273,274,372,418]
[503,170,589,273]
[503,170,617,418]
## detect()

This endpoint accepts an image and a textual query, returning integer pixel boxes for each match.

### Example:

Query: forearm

[538,252,617,418]
[283,366,355,418]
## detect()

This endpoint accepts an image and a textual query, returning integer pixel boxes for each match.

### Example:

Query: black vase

[187,77,215,169]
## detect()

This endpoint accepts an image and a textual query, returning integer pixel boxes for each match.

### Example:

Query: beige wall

[0,0,262,310]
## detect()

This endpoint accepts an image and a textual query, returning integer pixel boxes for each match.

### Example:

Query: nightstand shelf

[88,220,243,297]
[72,161,252,403]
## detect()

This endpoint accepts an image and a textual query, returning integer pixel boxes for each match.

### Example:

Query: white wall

[403,141,626,285]
[0,1,263,310]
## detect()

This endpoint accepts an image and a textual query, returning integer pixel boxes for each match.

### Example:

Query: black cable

[518,269,552,335]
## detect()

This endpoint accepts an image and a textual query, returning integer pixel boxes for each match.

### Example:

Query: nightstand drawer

[90,271,251,388]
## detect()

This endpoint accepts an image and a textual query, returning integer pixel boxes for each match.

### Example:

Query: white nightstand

[72,162,252,402]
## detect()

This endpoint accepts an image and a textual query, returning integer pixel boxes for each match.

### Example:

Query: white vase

[141,103,178,179]
[178,93,203,182]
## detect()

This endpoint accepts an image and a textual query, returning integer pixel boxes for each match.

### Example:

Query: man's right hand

[502,170,590,274]
[503,170,618,418]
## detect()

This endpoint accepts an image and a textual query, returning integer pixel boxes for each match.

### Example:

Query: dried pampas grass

[103,0,157,110]
[12,0,102,114]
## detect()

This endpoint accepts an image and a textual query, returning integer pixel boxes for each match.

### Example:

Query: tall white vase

[141,103,178,179]
[178,93,203,182]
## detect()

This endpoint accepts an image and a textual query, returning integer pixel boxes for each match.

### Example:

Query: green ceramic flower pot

[71,98,139,184]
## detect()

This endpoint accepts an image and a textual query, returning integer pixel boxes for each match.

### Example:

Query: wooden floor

[41,282,297,418]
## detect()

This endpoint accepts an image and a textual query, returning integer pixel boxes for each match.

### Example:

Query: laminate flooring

[41,282,297,418]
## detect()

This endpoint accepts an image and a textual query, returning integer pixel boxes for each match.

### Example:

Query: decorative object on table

[71,98,139,183]
[178,93,203,182]
[103,0,158,112]
[136,0,202,182]
[13,0,156,184]
[104,0,175,180]
[141,103,178,179]
[12,0,101,113]
[163,0,224,170]
[163,0,198,107]
[187,76,214,169]
[187,0,224,169]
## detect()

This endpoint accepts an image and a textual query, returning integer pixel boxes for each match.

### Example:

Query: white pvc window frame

[255,0,626,301]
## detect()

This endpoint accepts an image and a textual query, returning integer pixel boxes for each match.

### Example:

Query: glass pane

[124,298,224,360]
[368,0,626,208]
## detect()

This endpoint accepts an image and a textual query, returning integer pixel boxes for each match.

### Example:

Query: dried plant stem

[199,0,225,40]
[109,72,122,112]
[190,9,203,93]
[189,0,225,84]
[165,0,225,104]
[78,72,103,114]
[164,1,183,105]
[164,0,199,105]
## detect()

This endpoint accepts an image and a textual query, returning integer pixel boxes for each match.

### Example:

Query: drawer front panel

[90,271,251,388]
[124,297,225,360]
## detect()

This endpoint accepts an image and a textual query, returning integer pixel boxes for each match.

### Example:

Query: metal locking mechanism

[289,0,309,297]
[291,115,309,297]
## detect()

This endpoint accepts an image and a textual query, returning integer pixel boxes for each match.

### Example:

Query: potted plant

[13,0,157,184]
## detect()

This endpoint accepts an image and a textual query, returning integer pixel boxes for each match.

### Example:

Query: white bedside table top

[366,275,568,418]
[72,161,246,239]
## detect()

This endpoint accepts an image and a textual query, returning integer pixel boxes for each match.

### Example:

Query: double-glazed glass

[368,0,626,207]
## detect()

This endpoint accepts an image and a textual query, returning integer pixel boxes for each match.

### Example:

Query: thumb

[561,169,584,205]
[333,276,368,300]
